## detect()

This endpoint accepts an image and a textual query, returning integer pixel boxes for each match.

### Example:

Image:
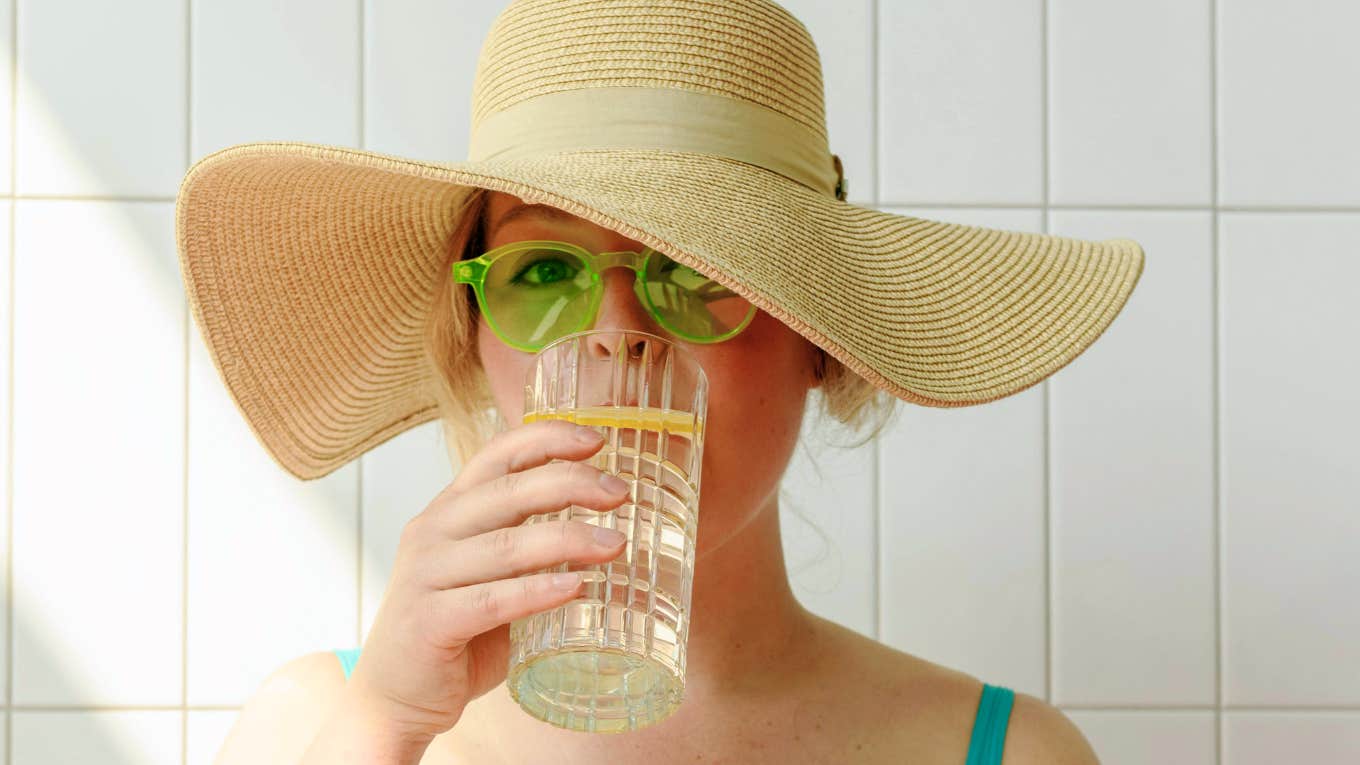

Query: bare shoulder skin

[211,652,349,765]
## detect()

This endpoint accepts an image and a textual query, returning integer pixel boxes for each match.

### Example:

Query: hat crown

[470,0,829,144]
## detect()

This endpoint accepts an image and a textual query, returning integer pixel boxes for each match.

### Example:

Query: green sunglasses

[453,239,757,353]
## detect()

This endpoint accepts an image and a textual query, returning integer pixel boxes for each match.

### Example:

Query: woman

[178,1,1141,762]
[207,188,1104,764]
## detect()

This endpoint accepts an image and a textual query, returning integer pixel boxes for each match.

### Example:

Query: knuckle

[556,520,576,547]
[564,460,597,485]
[487,526,519,558]
[471,586,498,618]
[487,428,512,449]
[498,470,525,499]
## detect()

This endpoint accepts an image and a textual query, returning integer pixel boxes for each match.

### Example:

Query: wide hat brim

[175,140,1145,481]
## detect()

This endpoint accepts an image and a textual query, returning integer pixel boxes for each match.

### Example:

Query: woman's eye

[512,256,577,285]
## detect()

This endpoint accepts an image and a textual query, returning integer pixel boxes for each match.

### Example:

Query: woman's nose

[585,268,664,359]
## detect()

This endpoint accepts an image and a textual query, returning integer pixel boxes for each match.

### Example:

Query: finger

[431,571,587,645]
[449,419,607,495]
[421,520,628,591]
[433,459,631,541]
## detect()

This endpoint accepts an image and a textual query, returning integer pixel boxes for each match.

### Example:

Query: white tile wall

[1224,713,1360,764]
[878,0,1044,205]
[15,0,186,197]
[1218,1,1360,206]
[1219,214,1360,708]
[12,711,179,765]
[363,0,501,162]
[1048,0,1213,206]
[13,201,184,707]
[1048,210,1216,706]
[0,4,12,195]
[1066,711,1217,765]
[0,201,10,704]
[190,0,360,158]
[4,2,1357,764]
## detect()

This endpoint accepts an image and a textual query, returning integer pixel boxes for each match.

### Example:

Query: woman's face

[473,191,822,556]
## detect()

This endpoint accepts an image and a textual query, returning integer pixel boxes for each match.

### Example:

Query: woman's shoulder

[210,651,355,764]
[804,615,982,761]
[809,615,1099,764]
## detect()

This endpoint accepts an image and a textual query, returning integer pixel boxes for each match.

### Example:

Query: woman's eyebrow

[489,202,576,238]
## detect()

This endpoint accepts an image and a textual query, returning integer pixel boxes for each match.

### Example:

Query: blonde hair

[422,186,898,468]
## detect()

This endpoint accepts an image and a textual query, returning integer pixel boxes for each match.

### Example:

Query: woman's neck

[676,488,818,700]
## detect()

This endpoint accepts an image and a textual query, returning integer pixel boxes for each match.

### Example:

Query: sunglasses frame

[452,239,757,353]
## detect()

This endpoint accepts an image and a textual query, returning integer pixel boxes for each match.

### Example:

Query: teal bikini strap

[965,683,1015,765]
[333,647,362,680]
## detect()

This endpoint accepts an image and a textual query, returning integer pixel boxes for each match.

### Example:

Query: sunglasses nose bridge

[591,249,647,274]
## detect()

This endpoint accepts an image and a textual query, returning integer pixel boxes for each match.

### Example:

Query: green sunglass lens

[642,252,754,340]
[483,246,593,347]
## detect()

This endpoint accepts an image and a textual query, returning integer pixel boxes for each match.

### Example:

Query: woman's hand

[345,419,631,743]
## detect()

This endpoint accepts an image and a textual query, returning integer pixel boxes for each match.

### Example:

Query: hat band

[467,86,841,199]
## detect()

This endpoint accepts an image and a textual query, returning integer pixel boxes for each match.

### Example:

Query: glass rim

[531,328,710,383]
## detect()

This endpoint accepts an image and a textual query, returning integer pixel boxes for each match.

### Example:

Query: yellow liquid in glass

[523,405,703,441]
[508,405,702,733]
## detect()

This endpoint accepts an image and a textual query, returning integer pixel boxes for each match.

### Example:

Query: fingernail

[576,426,604,444]
[593,526,627,546]
[598,473,629,495]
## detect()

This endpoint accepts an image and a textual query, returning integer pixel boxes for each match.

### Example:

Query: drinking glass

[506,329,708,733]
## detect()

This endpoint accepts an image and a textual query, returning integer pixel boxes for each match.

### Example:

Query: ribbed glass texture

[507,329,708,733]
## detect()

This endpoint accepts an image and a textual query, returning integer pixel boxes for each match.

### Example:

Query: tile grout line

[6,0,16,759]
[1210,0,1224,761]
[1041,0,1053,706]
[869,0,881,645]
[182,0,193,761]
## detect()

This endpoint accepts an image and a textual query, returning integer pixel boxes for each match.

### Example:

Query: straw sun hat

[174,0,1146,482]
